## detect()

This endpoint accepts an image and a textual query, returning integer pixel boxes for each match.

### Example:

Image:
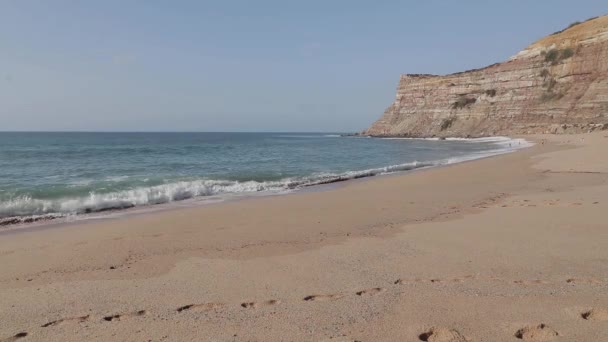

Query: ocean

[0,132,530,225]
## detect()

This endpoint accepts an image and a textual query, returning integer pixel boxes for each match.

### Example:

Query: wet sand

[0,133,607,341]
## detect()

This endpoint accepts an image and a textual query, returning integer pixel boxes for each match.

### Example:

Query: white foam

[0,137,532,224]
[378,136,532,151]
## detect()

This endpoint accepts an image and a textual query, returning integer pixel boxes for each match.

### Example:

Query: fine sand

[0,133,607,341]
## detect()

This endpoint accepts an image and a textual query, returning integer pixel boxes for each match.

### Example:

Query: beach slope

[0,133,607,341]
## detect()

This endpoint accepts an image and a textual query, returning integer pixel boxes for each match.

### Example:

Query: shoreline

[1,132,607,341]
[0,135,532,234]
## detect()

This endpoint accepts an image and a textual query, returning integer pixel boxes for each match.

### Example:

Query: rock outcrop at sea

[365,15,608,137]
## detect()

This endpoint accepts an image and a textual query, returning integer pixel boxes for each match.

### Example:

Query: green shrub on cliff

[544,49,560,63]
[561,47,574,59]
[540,69,550,78]
[485,89,497,97]
[543,78,557,91]
[440,117,456,131]
[451,96,477,110]
[544,48,575,65]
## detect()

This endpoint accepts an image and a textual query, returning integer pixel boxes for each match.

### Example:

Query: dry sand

[0,133,607,341]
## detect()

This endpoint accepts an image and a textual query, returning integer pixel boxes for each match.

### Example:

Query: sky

[1,1,606,132]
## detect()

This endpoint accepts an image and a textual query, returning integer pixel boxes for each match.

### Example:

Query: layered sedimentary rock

[365,16,608,137]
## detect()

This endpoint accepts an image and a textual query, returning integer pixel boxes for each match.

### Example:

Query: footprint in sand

[395,278,430,284]
[581,308,608,321]
[514,324,558,341]
[452,275,476,283]
[241,299,281,309]
[514,280,547,285]
[566,278,602,285]
[0,332,29,342]
[394,278,413,284]
[241,302,257,309]
[396,277,473,285]
[320,336,361,342]
[42,315,90,327]
[303,294,344,302]
[355,288,386,296]
[418,327,468,342]
[176,303,225,313]
[103,310,147,322]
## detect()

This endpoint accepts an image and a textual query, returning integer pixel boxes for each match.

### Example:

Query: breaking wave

[0,137,531,226]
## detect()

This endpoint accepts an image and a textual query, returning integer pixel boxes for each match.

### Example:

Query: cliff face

[365,16,608,137]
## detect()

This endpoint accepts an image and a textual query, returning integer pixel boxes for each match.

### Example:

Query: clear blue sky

[1,1,605,132]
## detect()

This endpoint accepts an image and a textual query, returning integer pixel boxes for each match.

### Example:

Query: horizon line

[0,130,354,134]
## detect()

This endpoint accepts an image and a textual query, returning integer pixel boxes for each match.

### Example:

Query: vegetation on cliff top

[551,16,599,36]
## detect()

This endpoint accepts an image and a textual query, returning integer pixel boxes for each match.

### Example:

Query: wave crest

[0,137,531,225]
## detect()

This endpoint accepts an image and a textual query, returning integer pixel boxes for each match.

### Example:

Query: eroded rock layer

[365,16,608,137]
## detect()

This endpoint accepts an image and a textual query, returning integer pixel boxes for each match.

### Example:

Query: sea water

[0,132,530,225]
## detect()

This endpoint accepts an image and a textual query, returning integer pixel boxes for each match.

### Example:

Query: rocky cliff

[365,15,608,137]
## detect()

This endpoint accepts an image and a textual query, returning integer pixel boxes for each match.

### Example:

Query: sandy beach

[0,132,607,342]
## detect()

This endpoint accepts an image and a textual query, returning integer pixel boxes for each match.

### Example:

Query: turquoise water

[0,132,528,224]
